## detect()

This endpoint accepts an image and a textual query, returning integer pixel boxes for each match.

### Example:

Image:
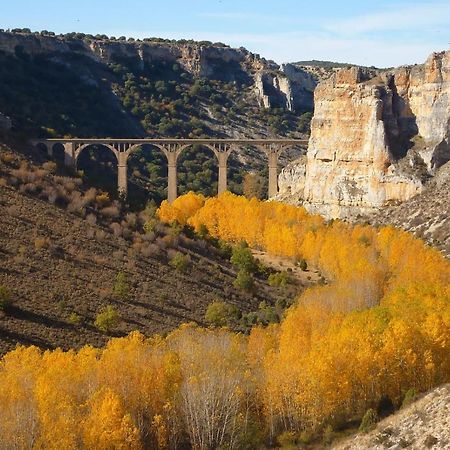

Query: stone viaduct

[32,138,308,202]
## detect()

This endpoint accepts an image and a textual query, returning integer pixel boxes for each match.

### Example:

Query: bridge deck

[35,138,309,145]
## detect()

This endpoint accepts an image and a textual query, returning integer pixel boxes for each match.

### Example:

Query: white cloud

[324,2,450,35]
[105,1,450,68]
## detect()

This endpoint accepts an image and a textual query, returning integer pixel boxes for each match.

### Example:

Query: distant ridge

[292,59,379,69]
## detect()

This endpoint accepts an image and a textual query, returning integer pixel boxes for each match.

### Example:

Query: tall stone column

[268,151,279,199]
[166,151,178,203]
[217,152,228,195]
[63,142,75,168]
[117,152,128,199]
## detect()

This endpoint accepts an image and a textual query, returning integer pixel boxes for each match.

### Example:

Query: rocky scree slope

[334,384,450,450]
[369,161,450,257]
[278,50,450,220]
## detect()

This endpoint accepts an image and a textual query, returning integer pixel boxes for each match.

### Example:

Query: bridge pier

[63,143,75,168]
[117,152,128,198]
[268,152,279,199]
[217,152,229,195]
[166,151,178,203]
[46,143,53,157]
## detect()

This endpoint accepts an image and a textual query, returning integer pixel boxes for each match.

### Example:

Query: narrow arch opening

[51,143,65,166]
[36,142,49,156]
[240,146,269,200]
[226,151,246,196]
[178,144,218,197]
[127,144,167,208]
[76,144,118,197]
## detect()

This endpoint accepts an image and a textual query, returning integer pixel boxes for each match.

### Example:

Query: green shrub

[113,271,130,299]
[359,408,378,433]
[68,312,82,326]
[204,301,241,327]
[268,271,290,288]
[234,269,254,291]
[297,258,308,271]
[402,388,417,408]
[169,252,190,273]
[94,305,120,333]
[258,301,279,324]
[230,244,256,273]
[0,285,11,310]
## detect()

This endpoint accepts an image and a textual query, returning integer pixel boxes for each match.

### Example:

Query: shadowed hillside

[0,139,313,354]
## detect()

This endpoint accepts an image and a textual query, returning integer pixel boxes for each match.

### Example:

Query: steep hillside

[0,141,312,355]
[369,162,450,257]
[334,384,450,449]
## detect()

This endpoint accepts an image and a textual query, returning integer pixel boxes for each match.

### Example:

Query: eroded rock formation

[278,50,450,219]
[0,31,314,112]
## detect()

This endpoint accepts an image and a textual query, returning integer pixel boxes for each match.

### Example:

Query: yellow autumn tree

[83,388,142,450]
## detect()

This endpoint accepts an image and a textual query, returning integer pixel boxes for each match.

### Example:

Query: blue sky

[2,0,449,67]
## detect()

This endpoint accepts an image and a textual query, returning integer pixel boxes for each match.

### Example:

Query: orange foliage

[157,191,205,225]
[0,193,449,447]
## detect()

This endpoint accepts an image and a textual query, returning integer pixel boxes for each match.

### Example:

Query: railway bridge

[32,138,308,202]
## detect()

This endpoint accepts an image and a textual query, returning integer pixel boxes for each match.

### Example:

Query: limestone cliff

[278,50,449,219]
[254,64,316,111]
[0,31,313,112]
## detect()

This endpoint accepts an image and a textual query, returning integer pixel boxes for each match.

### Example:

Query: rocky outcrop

[278,50,450,219]
[394,51,450,171]
[254,64,316,111]
[0,31,314,112]
[277,156,307,203]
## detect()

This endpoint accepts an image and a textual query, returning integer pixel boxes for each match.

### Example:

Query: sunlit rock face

[394,51,450,171]
[278,51,449,219]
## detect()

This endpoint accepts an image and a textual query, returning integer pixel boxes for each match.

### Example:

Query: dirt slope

[0,143,305,354]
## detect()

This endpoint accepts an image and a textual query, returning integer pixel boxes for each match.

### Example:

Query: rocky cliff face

[254,64,316,111]
[278,50,449,219]
[0,31,314,112]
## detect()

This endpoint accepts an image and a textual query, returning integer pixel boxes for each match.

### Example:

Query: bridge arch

[74,143,119,167]
[32,138,307,203]
[126,143,169,205]
[51,143,66,166]
[75,143,120,197]
[35,142,49,156]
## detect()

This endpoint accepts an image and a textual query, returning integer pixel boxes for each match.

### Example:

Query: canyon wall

[0,31,315,112]
[279,50,449,219]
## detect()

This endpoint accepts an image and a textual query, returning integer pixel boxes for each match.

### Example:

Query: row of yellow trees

[0,192,449,449]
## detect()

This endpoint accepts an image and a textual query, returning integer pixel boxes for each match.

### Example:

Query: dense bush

[230,244,257,273]
[113,271,130,299]
[94,305,120,333]
[233,269,255,292]
[204,301,241,327]
[169,252,191,273]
